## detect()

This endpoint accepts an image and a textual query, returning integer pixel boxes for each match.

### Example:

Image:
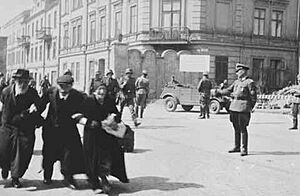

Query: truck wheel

[164,97,177,112]
[210,100,221,114]
[182,105,193,112]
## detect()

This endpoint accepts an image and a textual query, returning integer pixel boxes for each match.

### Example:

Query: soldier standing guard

[135,70,150,118]
[197,72,213,119]
[89,71,104,95]
[284,74,300,130]
[105,69,120,103]
[119,68,141,127]
[216,63,257,156]
[39,75,86,189]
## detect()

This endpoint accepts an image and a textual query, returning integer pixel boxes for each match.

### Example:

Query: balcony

[36,27,52,42]
[17,35,30,49]
[149,27,190,42]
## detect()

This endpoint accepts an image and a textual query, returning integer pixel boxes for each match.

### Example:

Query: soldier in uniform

[283,74,300,130]
[119,68,141,127]
[216,63,257,156]
[104,69,120,103]
[197,72,213,119]
[135,70,150,118]
[89,71,104,95]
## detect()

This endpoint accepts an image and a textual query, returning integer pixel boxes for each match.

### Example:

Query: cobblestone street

[0,100,299,196]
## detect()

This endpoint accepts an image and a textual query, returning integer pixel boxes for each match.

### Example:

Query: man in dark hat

[197,71,212,119]
[39,74,86,189]
[215,63,257,156]
[0,69,43,188]
[135,70,150,118]
[119,68,141,127]
[104,69,120,103]
[89,71,104,95]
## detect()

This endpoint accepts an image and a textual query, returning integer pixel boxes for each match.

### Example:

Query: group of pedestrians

[0,67,151,193]
[89,68,150,127]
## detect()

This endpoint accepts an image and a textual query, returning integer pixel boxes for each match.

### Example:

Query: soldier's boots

[1,169,8,180]
[228,148,240,153]
[289,119,298,130]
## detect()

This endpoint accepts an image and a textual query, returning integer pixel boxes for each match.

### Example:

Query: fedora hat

[12,69,30,79]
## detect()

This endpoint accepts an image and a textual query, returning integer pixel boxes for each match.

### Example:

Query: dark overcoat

[81,95,128,183]
[0,85,41,178]
[40,87,85,175]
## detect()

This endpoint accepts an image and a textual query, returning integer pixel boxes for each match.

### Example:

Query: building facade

[1,0,300,96]
[1,0,59,87]
[0,37,7,74]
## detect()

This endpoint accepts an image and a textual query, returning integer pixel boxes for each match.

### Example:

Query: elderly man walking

[216,63,257,156]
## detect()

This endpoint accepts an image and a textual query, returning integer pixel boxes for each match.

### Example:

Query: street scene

[0,0,300,195]
[0,102,299,196]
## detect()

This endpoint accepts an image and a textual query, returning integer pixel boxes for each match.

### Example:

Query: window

[72,24,77,46]
[54,11,57,28]
[41,18,43,29]
[271,10,283,37]
[65,0,69,14]
[78,24,82,45]
[99,9,106,40]
[35,47,38,62]
[47,43,51,60]
[32,23,35,37]
[268,59,283,90]
[31,48,33,62]
[53,42,56,59]
[39,45,43,61]
[252,58,264,81]
[75,62,80,82]
[162,0,181,27]
[215,2,230,31]
[89,61,95,79]
[254,8,265,35]
[71,63,75,76]
[21,50,24,64]
[215,56,228,84]
[48,14,51,28]
[88,0,96,4]
[129,5,137,33]
[36,20,39,32]
[89,14,96,43]
[115,11,122,37]
[63,24,69,48]
[73,0,82,9]
[63,63,68,72]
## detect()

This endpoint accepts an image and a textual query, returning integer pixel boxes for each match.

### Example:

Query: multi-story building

[1,10,30,79]
[0,37,8,74]
[59,0,300,95]
[24,0,59,86]
[1,0,59,87]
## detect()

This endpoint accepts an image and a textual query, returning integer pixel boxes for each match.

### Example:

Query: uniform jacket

[197,78,212,98]
[120,77,136,99]
[219,77,257,112]
[104,77,120,99]
[135,76,149,95]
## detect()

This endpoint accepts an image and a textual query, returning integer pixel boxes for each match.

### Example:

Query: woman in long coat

[80,84,128,192]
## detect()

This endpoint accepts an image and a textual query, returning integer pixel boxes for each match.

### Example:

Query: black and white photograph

[0,0,299,195]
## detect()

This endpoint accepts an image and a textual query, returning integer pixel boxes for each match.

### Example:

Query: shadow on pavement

[109,176,204,196]
[130,149,152,154]
[251,122,286,125]
[250,151,300,156]
[141,125,185,130]
[0,179,91,191]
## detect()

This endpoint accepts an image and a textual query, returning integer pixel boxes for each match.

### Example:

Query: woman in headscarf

[75,84,128,193]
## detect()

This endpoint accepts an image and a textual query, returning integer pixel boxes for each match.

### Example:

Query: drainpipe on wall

[296,0,300,76]
[107,0,112,71]
[83,1,89,92]
[57,0,62,76]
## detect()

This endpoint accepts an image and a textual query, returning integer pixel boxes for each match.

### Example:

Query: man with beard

[0,69,42,188]
[39,74,86,189]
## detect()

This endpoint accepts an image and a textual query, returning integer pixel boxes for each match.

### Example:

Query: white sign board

[179,55,210,72]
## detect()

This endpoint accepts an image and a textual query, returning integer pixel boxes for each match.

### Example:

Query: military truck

[160,85,230,114]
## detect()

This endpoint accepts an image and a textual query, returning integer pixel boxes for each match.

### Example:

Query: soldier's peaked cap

[125,68,133,74]
[203,71,209,76]
[236,63,250,71]
[142,70,148,75]
[57,75,74,84]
